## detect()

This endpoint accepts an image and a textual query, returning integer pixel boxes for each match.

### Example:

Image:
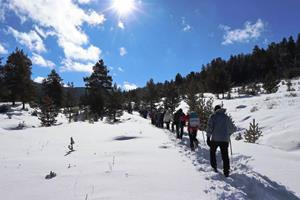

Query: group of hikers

[145,105,236,177]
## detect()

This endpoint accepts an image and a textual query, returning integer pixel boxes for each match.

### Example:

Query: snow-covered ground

[1,79,300,200]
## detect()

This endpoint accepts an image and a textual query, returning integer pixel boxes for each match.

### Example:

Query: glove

[207,137,211,147]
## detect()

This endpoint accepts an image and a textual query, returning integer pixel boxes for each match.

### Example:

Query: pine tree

[83,59,112,117]
[206,58,231,98]
[286,80,293,91]
[145,78,158,110]
[244,119,262,143]
[106,83,123,122]
[262,72,280,93]
[42,69,64,108]
[5,48,34,109]
[163,81,180,113]
[39,96,58,127]
[296,33,300,68]
[0,59,7,101]
[64,82,76,123]
[195,96,214,131]
[185,80,199,111]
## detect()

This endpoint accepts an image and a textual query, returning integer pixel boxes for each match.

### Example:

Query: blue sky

[0,0,300,89]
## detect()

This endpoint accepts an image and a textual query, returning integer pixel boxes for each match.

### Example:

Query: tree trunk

[22,102,25,110]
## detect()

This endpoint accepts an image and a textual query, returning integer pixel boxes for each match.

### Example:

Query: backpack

[189,112,200,128]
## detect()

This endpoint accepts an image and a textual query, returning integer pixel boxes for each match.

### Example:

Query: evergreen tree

[262,72,280,93]
[296,33,300,68]
[42,69,64,108]
[145,78,158,110]
[206,58,231,98]
[286,80,293,91]
[185,80,199,111]
[0,59,7,101]
[5,48,34,109]
[244,119,262,143]
[38,96,58,127]
[106,83,123,122]
[163,80,180,113]
[195,96,214,131]
[83,59,112,117]
[64,82,76,123]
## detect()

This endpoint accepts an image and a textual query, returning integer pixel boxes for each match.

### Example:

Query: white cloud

[0,43,8,54]
[221,19,265,45]
[118,21,125,29]
[58,38,101,62]
[0,0,6,22]
[7,0,105,70]
[119,47,127,56]
[123,81,137,91]
[60,59,94,73]
[33,76,45,83]
[7,27,46,52]
[76,0,92,4]
[85,10,106,26]
[183,25,191,32]
[118,67,124,72]
[31,53,55,68]
[182,17,192,32]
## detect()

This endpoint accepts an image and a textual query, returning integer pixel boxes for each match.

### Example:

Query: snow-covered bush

[267,101,277,109]
[250,106,258,112]
[285,93,297,97]
[244,119,262,143]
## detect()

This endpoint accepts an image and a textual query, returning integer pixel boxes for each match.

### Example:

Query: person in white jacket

[163,109,173,130]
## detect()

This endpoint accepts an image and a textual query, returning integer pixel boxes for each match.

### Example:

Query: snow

[1,79,300,199]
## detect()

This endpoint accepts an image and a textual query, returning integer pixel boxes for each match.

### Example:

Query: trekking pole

[202,131,206,144]
[229,138,233,155]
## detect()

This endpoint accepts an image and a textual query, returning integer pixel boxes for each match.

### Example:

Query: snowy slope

[0,111,299,199]
[214,79,300,151]
[1,80,300,200]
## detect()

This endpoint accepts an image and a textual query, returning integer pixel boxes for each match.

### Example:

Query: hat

[214,105,221,111]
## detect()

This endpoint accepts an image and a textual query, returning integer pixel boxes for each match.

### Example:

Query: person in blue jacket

[206,105,236,177]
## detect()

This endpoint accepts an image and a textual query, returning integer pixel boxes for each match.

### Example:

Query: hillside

[0,80,300,200]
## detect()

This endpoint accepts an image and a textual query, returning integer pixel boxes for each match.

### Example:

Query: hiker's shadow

[64,150,75,156]
[210,170,300,200]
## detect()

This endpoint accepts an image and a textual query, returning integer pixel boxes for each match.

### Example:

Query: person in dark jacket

[174,109,184,139]
[206,105,236,177]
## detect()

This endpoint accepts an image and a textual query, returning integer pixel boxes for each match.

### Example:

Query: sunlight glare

[112,0,136,16]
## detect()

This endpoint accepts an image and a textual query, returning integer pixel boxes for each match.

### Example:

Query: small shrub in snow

[244,119,262,143]
[285,93,297,97]
[45,171,56,179]
[16,121,26,130]
[68,137,75,151]
[235,133,243,141]
[267,102,277,109]
[286,80,293,91]
[31,109,38,116]
[0,105,10,113]
[250,106,258,112]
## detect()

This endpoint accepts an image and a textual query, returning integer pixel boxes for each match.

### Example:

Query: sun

[112,0,136,16]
